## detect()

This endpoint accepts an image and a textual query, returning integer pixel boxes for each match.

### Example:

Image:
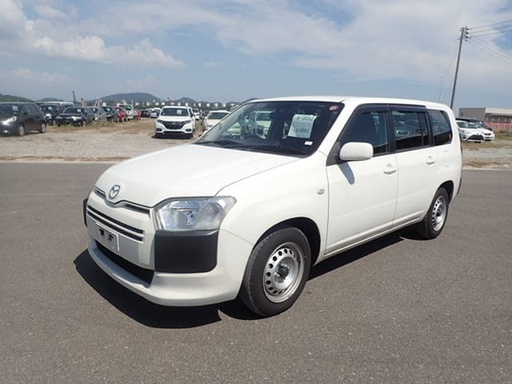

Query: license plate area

[96,223,119,253]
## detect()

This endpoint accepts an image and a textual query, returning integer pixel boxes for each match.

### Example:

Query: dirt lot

[0,118,511,168]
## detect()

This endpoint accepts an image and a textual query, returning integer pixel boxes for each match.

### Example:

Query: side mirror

[339,142,373,161]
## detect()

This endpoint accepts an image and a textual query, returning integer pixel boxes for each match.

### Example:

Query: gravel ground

[1,119,511,168]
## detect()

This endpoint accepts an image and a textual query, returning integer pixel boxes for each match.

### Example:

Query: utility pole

[450,26,470,110]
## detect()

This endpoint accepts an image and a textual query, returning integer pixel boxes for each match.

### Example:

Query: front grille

[87,205,144,242]
[93,188,150,215]
[163,121,185,129]
[96,242,154,285]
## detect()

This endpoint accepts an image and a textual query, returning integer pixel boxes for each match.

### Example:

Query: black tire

[17,124,25,136]
[39,122,46,133]
[417,188,449,239]
[240,226,311,317]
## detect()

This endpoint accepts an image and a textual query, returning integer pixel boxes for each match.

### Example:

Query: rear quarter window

[428,109,453,146]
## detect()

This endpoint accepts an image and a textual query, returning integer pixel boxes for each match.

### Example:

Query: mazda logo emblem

[108,184,121,200]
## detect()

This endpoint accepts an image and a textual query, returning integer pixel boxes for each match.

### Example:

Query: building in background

[458,107,512,131]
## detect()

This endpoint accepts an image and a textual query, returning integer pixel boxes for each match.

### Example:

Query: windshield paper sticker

[288,114,316,139]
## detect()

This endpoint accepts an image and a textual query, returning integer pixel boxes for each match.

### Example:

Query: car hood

[58,113,83,117]
[157,115,192,122]
[94,144,298,207]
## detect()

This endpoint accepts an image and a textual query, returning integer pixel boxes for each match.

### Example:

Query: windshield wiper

[240,143,308,155]
[196,139,245,148]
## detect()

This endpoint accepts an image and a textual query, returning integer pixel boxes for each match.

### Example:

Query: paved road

[1,163,511,384]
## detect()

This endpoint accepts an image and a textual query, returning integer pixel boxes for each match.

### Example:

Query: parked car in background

[55,106,95,127]
[150,108,161,118]
[456,120,494,142]
[114,107,128,122]
[155,106,195,138]
[457,117,493,131]
[118,104,136,120]
[101,106,117,122]
[0,101,46,136]
[38,104,66,126]
[140,109,151,118]
[203,110,230,132]
[90,107,108,123]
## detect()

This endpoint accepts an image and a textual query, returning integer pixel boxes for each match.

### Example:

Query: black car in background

[38,104,66,126]
[55,107,95,126]
[0,102,46,136]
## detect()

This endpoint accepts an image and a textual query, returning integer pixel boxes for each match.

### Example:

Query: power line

[470,19,512,30]
[467,38,512,65]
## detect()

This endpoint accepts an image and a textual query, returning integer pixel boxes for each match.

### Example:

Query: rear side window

[428,109,453,146]
[392,110,429,150]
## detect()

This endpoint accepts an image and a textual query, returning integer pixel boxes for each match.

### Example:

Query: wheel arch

[255,217,321,266]
[439,180,454,201]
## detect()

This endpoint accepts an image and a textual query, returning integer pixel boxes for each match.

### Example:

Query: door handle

[426,156,436,165]
[383,164,397,175]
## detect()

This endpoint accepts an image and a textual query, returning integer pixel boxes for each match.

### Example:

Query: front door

[325,106,398,254]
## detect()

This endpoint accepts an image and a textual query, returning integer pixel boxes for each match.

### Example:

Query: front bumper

[56,117,84,126]
[155,121,194,136]
[84,194,252,306]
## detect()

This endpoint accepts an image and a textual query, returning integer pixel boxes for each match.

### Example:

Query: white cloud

[0,67,71,83]
[0,0,185,67]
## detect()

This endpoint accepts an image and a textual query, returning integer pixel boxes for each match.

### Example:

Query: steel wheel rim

[262,242,304,303]
[431,195,447,232]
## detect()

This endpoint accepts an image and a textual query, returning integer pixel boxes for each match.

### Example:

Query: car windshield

[40,105,57,112]
[208,112,229,120]
[0,104,19,117]
[63,107,84,114]
[196,100,343,157]
[160,108,189,117]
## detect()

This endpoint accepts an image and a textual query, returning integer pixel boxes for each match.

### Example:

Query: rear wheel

[417,188,449,239]
[39,122,47,133]
[240,226,311,317]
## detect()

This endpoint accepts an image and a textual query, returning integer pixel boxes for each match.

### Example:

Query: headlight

[156,197,236,231]
[3,117,17,124]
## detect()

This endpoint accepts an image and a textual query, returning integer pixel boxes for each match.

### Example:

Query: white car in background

[456,120,494,142]
[155,106,195,139]
[203,110,230,132]
[149,108,161,118]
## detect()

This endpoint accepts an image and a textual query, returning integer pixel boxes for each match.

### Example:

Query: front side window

[196,101,343,156]
[339,110,390,155]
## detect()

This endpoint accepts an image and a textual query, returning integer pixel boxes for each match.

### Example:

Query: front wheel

[417,188,449,239]
[39,122,47,133]
[17,124,25,136]
[239,226,311,317]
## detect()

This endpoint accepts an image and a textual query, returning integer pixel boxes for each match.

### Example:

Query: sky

[1,0,512,112]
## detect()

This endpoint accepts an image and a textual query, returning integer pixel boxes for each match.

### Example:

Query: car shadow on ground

[73,251,259,328]
[74,228,415,327]
[309,229,410,280]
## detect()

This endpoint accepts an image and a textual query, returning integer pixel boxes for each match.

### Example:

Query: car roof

[249,96,449,109]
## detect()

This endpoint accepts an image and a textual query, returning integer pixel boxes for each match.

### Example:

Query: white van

[84,96,462,317]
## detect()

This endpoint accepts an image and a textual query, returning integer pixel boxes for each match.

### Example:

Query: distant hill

[99,92,163,104]
[1,92,246,106]
[0,93,33,102]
